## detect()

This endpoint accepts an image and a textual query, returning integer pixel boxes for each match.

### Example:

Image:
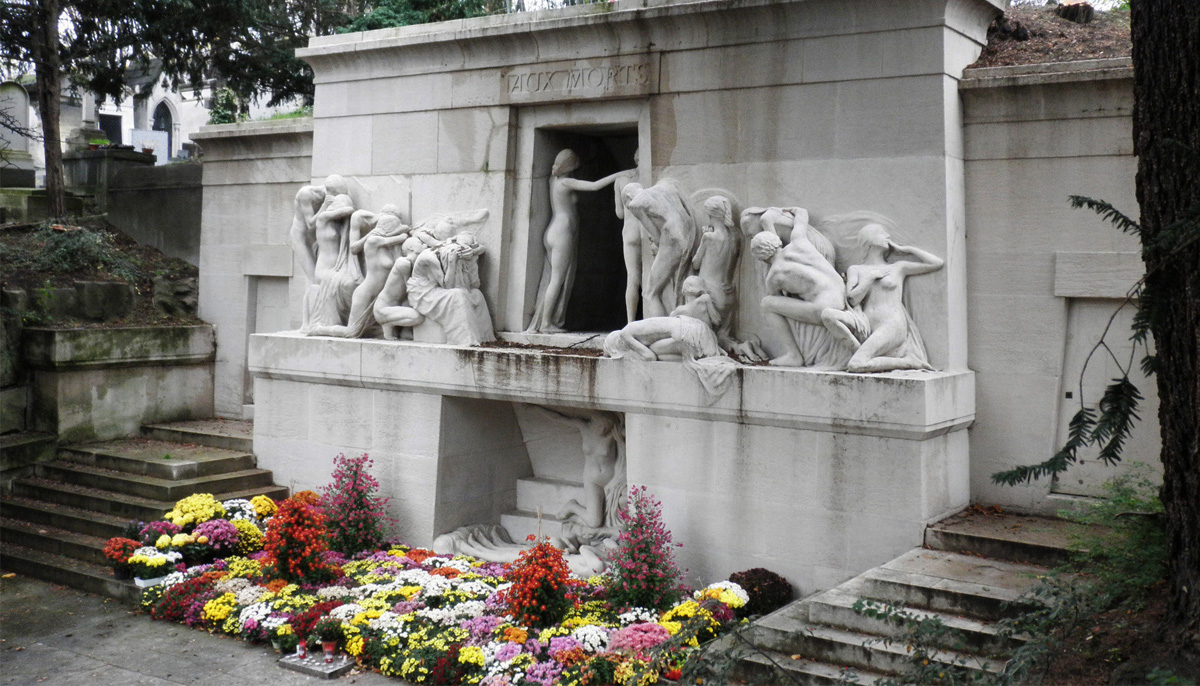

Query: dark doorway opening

[152,102,173,156]
[531,126,637,333]
[98,114,122,145]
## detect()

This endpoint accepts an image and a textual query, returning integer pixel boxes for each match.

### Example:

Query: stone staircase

[501,475,586,541]
[0,419,287,602]
[729,513,1075,684]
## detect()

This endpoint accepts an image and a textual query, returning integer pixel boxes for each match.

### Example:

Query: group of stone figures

[290,174,494,345]
[290,152,945,390]
[521,148,945,396]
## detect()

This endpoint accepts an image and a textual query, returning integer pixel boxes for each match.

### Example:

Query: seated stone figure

[406,235,495,346]
[819,219,943,372]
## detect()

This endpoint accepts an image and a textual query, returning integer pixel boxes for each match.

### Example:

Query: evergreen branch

[1069,195,1141,237]
[1093,377,1142,465]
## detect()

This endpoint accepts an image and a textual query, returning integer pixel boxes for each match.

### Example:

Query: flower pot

[321,640,337,663]
[133,575,166,588]
[271,639,281,653]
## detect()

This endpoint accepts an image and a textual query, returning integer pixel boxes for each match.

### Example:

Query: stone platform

[249,332,974,595]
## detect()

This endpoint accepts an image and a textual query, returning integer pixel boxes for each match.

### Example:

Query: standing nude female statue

[525,149,625,333]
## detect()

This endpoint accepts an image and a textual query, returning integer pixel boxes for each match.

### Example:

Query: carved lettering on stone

[500,59,656,104]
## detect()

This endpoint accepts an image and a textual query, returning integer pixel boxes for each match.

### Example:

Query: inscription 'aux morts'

[506,63,650,95]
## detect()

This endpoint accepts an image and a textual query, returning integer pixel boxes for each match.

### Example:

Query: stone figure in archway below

[406,234,495,346]
[305,205,409,338]
[818,215,943,373]
[745,206,849,368]
[373,237,426,340]
[300,177,359,332]
[526,149,627,333]
[431,408,626,576]
[530,406,626,533]
[624,180,702,319]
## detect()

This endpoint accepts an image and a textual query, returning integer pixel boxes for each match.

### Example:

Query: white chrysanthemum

[329,603,364,620]
[317,586,351,600]
[453,580,495,597]
[571,625,610,653]
[221,499,260,525]
[617,607,659,626]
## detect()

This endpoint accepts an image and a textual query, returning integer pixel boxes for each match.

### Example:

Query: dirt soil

[0,217,201,328]
[1043,590,1200,685]
[971,4,1131,69]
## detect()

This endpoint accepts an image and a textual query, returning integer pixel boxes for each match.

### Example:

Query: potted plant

[278,631,299,656]
[267,624,294,653]
[312,617,344,663]
[101,537,140,580]
[88,137,110,150]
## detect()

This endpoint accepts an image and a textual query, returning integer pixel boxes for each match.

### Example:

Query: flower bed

[110,461,761,685]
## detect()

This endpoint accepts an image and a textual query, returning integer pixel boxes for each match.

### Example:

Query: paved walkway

[0,574,395,685]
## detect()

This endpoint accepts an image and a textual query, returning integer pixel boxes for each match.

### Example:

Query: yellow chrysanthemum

[163,493,225,528]
[231,519,264,555]
[250,494,277,519]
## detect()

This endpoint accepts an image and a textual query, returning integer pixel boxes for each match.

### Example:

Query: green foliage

[850,599,991,686]
[343,0,503,32]
[989,471,1168,681]
[207,88,245,125]
[264,105,313,120]
[1062,466,1167,608]
[28,227,141,282]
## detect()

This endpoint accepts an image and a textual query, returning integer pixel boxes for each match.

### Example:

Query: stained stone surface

[0,573,393,685]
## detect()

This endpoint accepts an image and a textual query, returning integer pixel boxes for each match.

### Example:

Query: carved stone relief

[433,407,626,576]
[289,183,495,345]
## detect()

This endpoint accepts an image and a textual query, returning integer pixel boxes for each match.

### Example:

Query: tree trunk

[1131,0,1200,647]
[31,0,65,218]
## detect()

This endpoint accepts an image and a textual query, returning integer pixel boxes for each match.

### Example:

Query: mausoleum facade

[192,0,1157,593]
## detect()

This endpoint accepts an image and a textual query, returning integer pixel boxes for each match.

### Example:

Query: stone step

[0,517,108,566]
[807,584,1025,656]
[141,419,254,453]
[11,476,289,523]
[58,438,257,480]
[855,549,1045,621]
[500,509,566,542]
[0,496,129,539]
[35,460,275,502]
[0,431,56,484]
[0,542,140,604]
[735,651,888,685]
[747,612,1006,677]
[925,511,1081,567]
[515,476,584,516]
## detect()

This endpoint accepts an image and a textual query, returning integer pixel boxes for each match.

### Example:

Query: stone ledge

[249,332,975,439]
[192,119,314,141]
[22,326,215,371]
[960,57,1132,89]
